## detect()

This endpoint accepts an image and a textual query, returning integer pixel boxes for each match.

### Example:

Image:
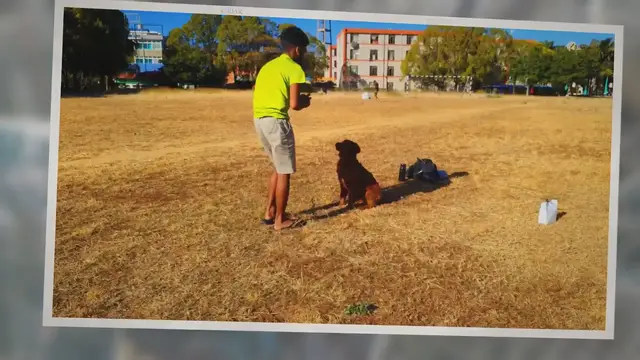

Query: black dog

[335,140,382,209]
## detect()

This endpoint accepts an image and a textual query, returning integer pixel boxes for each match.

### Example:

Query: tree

[548,47,585,92]
[510,44,554,93]
[580,41,603,94]
[163,28,218,83]
[62,8,135,91]
[598,38,615,78]
[307,35,329,81]
[400,24,616,95]
[162,16,328,84]
[215,16,278,80]
[467,29,514,88]
[162,14,226,84]
[402,26,492,90]
[597,38,615,95]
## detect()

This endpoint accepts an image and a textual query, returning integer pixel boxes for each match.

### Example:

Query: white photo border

[43,0,624,340]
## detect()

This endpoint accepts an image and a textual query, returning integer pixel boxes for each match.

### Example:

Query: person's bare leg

[274,173,294,230]
[264,170,277,220]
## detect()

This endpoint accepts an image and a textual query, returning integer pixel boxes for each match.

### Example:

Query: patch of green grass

[344,302,378,316]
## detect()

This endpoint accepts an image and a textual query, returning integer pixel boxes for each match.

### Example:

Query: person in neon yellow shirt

[253,26,311,231]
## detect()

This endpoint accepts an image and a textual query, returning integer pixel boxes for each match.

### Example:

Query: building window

[135,57,144,64]
[348,65,358,75]
[387,82,395,91]
[332,49,336,56]
[387,66,395,76]
[144,58,152,64]
[369,49,378,61]
[333,72,337,79]
[406,35,415,44]
[349,34,359,43]
[136,42,154,50]
[349,49,358,60]
[153,41,162,49]
[387,50,395,61]
[333,60,337,68]
[371,34,379,44]
[369,66,378,76]
[389,35,395,44]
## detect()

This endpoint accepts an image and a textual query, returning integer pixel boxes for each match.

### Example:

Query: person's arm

[290,83,307,111]
[289,64,310,111]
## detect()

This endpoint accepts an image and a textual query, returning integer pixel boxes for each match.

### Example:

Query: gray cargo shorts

[254,117,296,174]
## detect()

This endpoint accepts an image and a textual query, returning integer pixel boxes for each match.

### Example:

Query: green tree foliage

[401,26,615,94]
[162,14,226,84]
[402,26,483,89]
[598,38,615,78]
[62,8,135,91]
[468,29,514,87]
[402,26,523,90]
[214,16,278,78]
[511,44,554,88]
[161,16,329,84]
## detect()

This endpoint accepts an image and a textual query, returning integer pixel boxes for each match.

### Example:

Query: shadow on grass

[557,211,567,221]
[299,171,469,221]
[61,88,143,98]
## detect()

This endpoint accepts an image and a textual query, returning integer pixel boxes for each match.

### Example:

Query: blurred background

[1,0,639,359]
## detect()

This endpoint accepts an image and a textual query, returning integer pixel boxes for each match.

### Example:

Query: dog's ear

[353,143,361,154]
[335,142,342,151]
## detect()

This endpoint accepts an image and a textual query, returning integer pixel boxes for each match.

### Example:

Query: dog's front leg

[347,196,355,209]
[339,178,349,206]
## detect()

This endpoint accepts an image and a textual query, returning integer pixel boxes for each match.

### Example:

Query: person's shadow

[299,171,469,221]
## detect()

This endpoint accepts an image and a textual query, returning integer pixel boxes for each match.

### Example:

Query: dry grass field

[52,89,612,330]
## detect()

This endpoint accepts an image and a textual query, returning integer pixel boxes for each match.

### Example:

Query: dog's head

[335,139,361,158]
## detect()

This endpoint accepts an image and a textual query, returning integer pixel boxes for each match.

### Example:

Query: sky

[127,10,614,47]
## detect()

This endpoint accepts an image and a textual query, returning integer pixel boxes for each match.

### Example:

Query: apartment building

[128,25,164,72]
[325,28,422,91]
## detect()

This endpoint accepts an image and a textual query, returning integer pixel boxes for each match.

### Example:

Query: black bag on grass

[410,158,440,182]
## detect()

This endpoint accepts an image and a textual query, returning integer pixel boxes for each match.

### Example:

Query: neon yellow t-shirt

[253,54,307,120]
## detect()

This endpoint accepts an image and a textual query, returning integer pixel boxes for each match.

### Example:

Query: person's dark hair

[280,26,310,49]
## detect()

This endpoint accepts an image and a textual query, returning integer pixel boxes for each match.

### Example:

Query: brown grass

[52,90,612,330]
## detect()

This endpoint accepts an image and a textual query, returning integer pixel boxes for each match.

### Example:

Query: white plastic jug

[538,199,558,225]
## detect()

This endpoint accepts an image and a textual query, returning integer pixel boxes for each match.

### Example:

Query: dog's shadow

[299,171,469,221]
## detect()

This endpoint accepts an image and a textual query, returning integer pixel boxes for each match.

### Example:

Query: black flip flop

[261,213,298,226]
[261,218,275,225]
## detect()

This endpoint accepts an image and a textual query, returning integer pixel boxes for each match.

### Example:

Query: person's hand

[299,94,312,108]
